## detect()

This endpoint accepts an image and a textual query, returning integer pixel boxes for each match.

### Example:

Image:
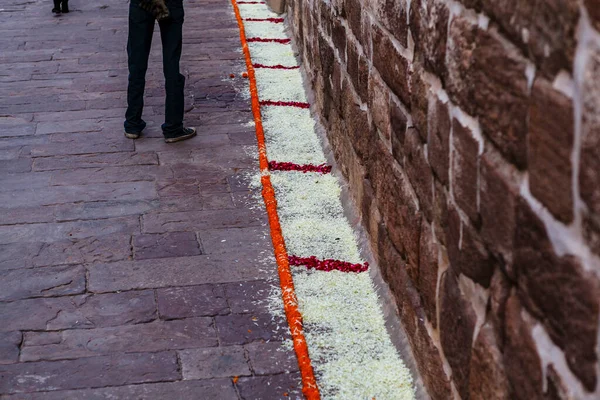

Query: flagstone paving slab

[0,380,239,400]
[0,0,301,397]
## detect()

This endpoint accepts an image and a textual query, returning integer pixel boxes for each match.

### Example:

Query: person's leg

[124,0,155,135]
[52,0,61,13]
[159,0,186,138]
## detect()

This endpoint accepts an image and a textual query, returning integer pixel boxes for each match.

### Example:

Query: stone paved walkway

[0,0,303,398]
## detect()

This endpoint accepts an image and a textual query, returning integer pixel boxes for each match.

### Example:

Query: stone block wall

[284,0,600,398]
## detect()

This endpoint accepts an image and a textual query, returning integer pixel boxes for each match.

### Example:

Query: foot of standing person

[124,131,142,139]
[52,0,61,13]
[164,127,197,143]
[61,0,69,13]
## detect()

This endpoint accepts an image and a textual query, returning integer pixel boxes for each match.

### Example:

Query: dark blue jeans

[124,0,185,137]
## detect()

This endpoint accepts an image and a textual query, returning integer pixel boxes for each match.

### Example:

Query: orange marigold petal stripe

[230,1,321,399]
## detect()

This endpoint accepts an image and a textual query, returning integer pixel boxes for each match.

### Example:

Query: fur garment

[139,0,170,21]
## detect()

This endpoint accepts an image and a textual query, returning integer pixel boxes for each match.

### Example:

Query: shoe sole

[164,131,197,143]
[124,132,141,139]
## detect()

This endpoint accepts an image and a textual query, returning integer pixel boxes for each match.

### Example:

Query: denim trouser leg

[125,0,185,136]
[124,1,154,133]
[159,3,185,136]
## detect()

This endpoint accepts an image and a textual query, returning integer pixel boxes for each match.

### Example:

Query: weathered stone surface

[0,352,180,394]
[480,0,579,76]
[580,45,600,220]
[331,17,347,63]
[357,53,370,103]
[504,295,544,400]
[405,127,433,221]
[133,232,201,260]
[179,346,250,380]
[439,270,477,399]
[325,110,354,180]
[30,136,134,157]
[371,0,408,47]
[50,165,171,186]
[447,18,528,168]
[409,70,428,141]
[432,179,449,246]
[489,269,511,347]
[0,206,54,226]
[514,199,599,390]
[327,58,344,116]
[528,78,574,223]
[246,341,299,375]
[215,313,289,346]
[0,332,21,365]
[318,32,335,80]
[199,226,272,256]
[586,0,600,31]
[342,83,375,164]
[223,279,275,314]
[142,209,263,233]
[410,0,449,80]
[346,38,359,94]
[156,179,200,198]
[0,265,86,301]
[88,255,271,292]
[418,220,439,327]
[469,322,510,399]
[369,141,422,271]
[378,228,452,400]
[372,24,411,106]
[0,181,156,209]
[157,284,229,319]
[390,98,408,166]
[428,98,450,186]
[266,0,286,14]
[236,373,302,400]
[0,216,140,245]
[20,319,217,362]
[451,118,479,223]
[0,159,31,173]
[0,291,156,332]
[1,380,239,400]
[32,152,158,171]
[480,148,519,261]
[545,364,569,400]
[29,235,132,268]
[369,72,391,140]
[345,0,363,45]
[54,200,157,222]
[583,212,600,256]
[446,207,494,287]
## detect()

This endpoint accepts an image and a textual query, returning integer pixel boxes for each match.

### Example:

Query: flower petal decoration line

[269,161,333,174]
[289,255,370,273]
[230,0,321,399]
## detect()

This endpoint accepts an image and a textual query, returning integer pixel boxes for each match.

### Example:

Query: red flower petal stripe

[244,18,284,22]
[247,37,291,44]
[269,161,332,174]
[260,100,310,108]
[254,63,300,70]
[289,256,369,273]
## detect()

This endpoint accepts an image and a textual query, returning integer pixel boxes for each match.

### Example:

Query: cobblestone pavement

[0,0,303,398]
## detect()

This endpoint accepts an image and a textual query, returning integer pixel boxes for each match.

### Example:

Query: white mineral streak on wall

[237,2,417,399]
